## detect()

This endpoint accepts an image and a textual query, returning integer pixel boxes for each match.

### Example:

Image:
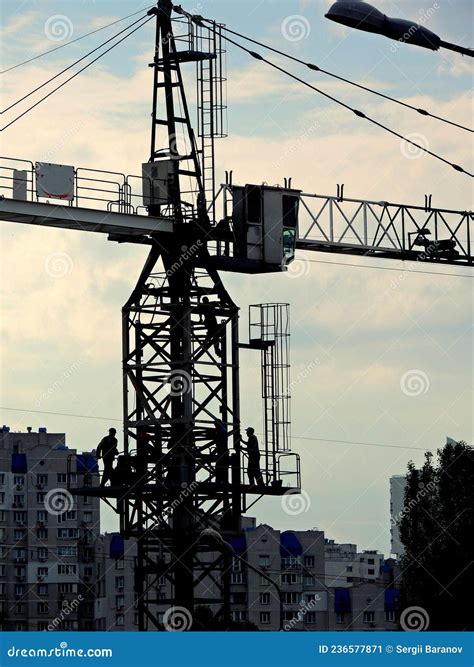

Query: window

[37,622,49,631]
[259,554,270,567]
[367,558,375,565]
[368,569,375,575]
[58,546,77,557]
[116,596,124,610]
[83,511,93,524]
[282,573,298,585]
[260,612,270,624]
[336,612,345,624]
[58,564,77,575]
[0,493,4,504]
[37,547,48,560]
[57,474,67,483]
[14,475,25,485]
[306,612,316,624]
[115,558,124,570]
[0,474,4,486]
[259,576,269,586]
[231,611,246,622]
[363,611,375,624]
[58,583,77,594]
[37,567,48,577]
[0,565,5,577]
[282,611,296,622]
[231,573,244,585]
[37,528,48,539]
[36,493,45,503]
[13,495,25,507]
[115,576,124,589]
[303,575,315,586]
[385,610,396,622]
[14,584,25,597]
[303,555,315,568]
[14,603,25,614]
[36,602,49,614]
[37,584,48,596]
[57,528,79,539]
[14,512,26,523]
[14,529,26,541]
[36,511,48,523]
[259,592,270,605]
[231,592,246,605]
[115,614,124,626]
[0,511,5,521]
[37,474,48,486]
[346,577,353,582]
[346,566,353,572]
[231,557,241,571]
[281,556,300,570]
[283,592,300,605]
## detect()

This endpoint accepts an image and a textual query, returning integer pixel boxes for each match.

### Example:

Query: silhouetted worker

[201,296,221,355]
[241,427,264,488]
[214,420,229,484]
[96,428,119,487]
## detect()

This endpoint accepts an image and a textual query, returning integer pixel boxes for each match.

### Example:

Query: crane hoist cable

[0,6,154,75]
[0,15,154,132]
[208,29,473,178]
[200,19,472,135]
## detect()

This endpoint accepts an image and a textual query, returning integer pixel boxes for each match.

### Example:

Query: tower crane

[0,0,472,630]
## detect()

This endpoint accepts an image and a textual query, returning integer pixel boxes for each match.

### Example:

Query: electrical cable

[0,15,154,132]
[1,13,152,115]
[0,7,153,75]
[202,20,472,134]
[300,256,473,278]
[0,406,438,452]
[201,26,473,178]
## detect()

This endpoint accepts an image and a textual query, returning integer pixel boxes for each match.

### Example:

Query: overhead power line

[201,25,473,178]
[1,13,152,115]
[0,15,154,133]
[1,406,435,452]
[0,7,153,75]
[204,21,472,134]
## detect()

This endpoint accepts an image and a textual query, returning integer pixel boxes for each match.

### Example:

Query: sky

[0,0,472,557]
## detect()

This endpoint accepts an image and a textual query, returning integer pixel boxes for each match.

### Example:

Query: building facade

[324,540,385,587]
[0,426,100,631]
[390,475,407,558]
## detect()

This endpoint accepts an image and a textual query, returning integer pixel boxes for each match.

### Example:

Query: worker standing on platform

[96,427,119,487]
[241,427,264,488]
[200,296,221,355]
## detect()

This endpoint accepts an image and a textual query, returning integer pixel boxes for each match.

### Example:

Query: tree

[399,441,474,630]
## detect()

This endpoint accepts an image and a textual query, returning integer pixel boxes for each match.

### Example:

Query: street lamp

[325,1,473,57]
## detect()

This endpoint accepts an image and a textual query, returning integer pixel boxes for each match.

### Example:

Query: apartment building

[324,540,385,587]
[0,426,100,631]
